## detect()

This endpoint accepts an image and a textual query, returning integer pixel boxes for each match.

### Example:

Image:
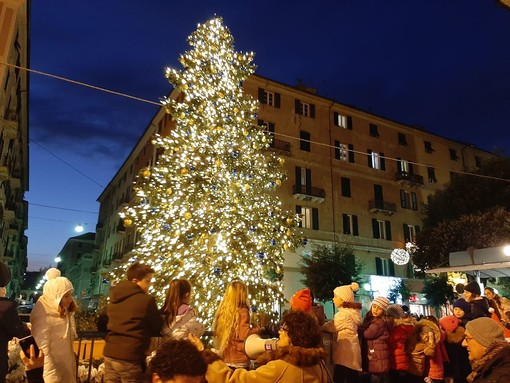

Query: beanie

[333,282,359,303]
[43,268,74,308]
[386,304,405,319]
[464,280,481,296]
[453,298,471,314]
[466,317,505,348]
[372,296,390,311]
[439,315,460,333]
[0,262,11,287]
[290,288,312,312]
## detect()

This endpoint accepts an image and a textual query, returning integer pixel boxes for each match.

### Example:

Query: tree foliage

[422,274,455,307]
[299,243,364,302]
[388,279,411,303]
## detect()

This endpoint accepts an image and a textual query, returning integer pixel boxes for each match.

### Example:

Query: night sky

[25,1,510,270]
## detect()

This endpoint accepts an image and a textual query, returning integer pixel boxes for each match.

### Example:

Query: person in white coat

[324,282,363,383]
[30,268,78,382]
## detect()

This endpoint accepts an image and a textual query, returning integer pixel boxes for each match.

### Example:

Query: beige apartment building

[0,0,29,296]
[90,74,496,316]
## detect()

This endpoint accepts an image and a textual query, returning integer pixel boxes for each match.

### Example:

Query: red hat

[439,315,460,333]
[290,288,312,312]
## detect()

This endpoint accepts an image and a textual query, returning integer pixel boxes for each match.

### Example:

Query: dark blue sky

[26,1,510,270]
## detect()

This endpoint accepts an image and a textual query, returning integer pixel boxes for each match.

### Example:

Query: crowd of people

[3,261,510,383]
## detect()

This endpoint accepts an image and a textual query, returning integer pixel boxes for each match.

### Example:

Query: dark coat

[0,298,29,380]
[104,281,163,362]
[360,316,390,373]
[469,297,491,319]
[468,341,510,383]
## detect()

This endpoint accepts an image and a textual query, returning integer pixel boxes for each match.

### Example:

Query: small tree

[299,243,363,309]
[422,274,455,315]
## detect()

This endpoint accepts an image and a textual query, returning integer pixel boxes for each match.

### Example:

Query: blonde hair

[161,279,192,325]
[213,281,249,355]
[58,296,77,317]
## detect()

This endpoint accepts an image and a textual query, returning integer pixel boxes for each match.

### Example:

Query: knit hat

[439,315,460,333]
[333,282,359,303]
[464,280,481,296]
[386,304,405,318]
[290,288,312,312]
[372,296,390,311]
[0,262,11,287]
[453,298,471,314]
[43,268,74,309]
[466,317,505,348]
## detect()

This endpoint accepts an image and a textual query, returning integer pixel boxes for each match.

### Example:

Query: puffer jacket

[428,326,449,380]
[161,303,204,340]
[361,316,390,373]
[387,317,415,371]
[406,318,439,378]
[205,345,330,383]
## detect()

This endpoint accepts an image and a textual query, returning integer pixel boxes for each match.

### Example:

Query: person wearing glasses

[193,310,331,383]
[462,317,510,382]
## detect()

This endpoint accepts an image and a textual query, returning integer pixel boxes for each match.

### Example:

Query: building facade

[90,74,497,316]
[0,0,29,297]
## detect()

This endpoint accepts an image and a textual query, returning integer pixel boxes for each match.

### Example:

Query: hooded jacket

[30,275,77,383]
[205,345,330,383]
[388,317,415,371]
[104,280,162,362]
[405,318,441,378]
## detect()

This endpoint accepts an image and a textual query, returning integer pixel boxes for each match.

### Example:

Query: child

[453,298,472,326]
[359,296,391,383]
[445,301,472,383]
[386,304,415,383]
[213,281,260,369]
[423,315,449,383]
[325,282,362,383]
[405,317,439,383]
[160,278,204,340]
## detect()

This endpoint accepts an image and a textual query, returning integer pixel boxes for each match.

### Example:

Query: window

[449,148,458,161]
[295,166,311,194]
[341,177,351,197]
[335,141,349,161]
[475,156,482,167]
[372,219,392,240]
[403,224,420,243]
[398,133,408,146]
[342,214,358,235]
[397,158,409,173]
[400,190,418,210]
[376,257,395,276]
[368,150,386,170]
[424,141,434,153]
[427,167,437,183]
[258,88,280,107]
[334,112,352,129]
[300,131,311,152]
[348,144,355,163]
[295,99,315,118]
[259,120,276,147]
[369,124,379,138]
[296,205,319,230]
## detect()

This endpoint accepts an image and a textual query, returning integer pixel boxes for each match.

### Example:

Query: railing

[292,185,326,202]
[395,171,424,186]
[368,199,397,215]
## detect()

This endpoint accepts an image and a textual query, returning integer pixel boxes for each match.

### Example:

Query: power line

[29,202,98,214]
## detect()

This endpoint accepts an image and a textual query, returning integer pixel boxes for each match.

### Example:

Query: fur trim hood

[340,301,362,310]
[414,318,441,346]
[256,345,327,367]
[444,325,465,344]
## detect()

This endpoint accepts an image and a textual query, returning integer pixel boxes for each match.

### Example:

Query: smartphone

[19,335,39,358]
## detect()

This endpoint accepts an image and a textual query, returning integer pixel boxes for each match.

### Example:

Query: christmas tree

[118,17,301,328]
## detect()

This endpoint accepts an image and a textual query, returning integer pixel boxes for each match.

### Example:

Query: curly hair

[281,310,321,348]
[161,279,192,325]
[213,281,249,355]
[149,339,207,380]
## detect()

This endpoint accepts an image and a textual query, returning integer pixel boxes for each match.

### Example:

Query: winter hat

[290,288,312,312]
[0,262,11,287]
[372,296,390,311]
[453,298,471,314]
[43,268,74,307]
[466,317,505,348]
[464,280,481,296]
[386,304,406,319]
[333,282,359,303]
[439,315,460,333]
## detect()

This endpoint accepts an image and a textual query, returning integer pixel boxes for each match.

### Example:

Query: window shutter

[341,177,351,197]
[380,153,386,171]
[342,214,350,234]
[372,219,380,239]
[295,99,301,114]
[385,221,392,241]
[334,112,339,126]
[306,168,312,194]
[258,88,265,103]
[400,190,406,208]
[397,158,402,173]
[409,162,414,174]
[268,122,275,133]
[312,208,319,230]
[295,167,301,191]
[403,224,410,242]
[310,104,316,118]
[367,150,373,168]
[376,257,383,275]
[348,144,355,163]
[389,261,395,276]
[335,141,340,160]
[347,116,353,130]
[411,192,418,210]
[353,215,359,236]
[274,93,281,108]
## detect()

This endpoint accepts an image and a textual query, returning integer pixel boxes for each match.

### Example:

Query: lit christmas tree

[117,17,301,328]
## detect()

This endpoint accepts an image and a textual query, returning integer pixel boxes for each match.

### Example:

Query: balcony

[395,171,424,187]
[293,185,325,203]
[269,138,291,154]
[369,199,397,215]
[0,111,18,139]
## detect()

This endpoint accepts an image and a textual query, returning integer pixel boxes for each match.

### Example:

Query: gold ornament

[278,157,285,165]
[286,218,293,225]
[142,170,151,178]
[286,229,292,236]
[181,168,189,175]
[123,218,133,227]
[184,212,192,219]
[166,188,173,195]
[275,179,282,186]
[244,184,251,190]
[283,243,289,250]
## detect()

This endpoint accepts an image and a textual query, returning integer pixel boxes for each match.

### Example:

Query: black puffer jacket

[104,281,162,361]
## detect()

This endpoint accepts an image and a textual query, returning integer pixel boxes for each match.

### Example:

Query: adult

[484,287,510,324]
[30,268,77,383]
[203,310,330,383]
[149,339,207,383]
[463,281,491,319]
[0,262,29,381]
[103,263,163,383]
[462,317,510,382]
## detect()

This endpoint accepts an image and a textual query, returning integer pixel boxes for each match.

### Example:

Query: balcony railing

[293,185,325,203]
[369,199,397,215]
[395,171,424,186]
[269,138,291,153]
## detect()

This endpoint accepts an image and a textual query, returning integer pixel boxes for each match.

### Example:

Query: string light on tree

[115,17,302,328]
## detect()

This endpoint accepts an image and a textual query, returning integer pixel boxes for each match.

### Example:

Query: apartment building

[0,0,29,296]
[90,74,496,315]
